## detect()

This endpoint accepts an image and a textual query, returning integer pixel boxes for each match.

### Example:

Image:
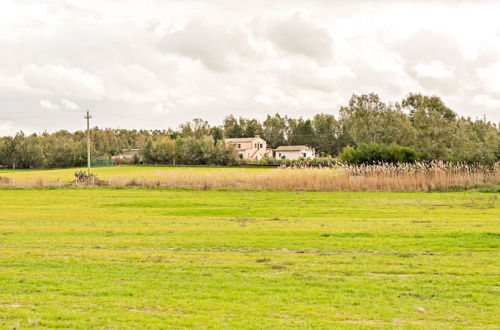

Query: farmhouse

[275,145,316,160]
[224,135,268,160]
[111,148,141,163]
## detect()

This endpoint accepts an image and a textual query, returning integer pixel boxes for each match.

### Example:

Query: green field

[0,188,499,328]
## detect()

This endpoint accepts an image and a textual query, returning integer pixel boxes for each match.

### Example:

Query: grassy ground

[0,188,498,328]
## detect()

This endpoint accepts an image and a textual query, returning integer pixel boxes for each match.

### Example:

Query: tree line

[0,93,498,168]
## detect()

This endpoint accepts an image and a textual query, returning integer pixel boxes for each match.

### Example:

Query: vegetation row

[0,93,499,168]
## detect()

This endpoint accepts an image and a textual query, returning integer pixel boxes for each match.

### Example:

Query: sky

[1,0,499,135]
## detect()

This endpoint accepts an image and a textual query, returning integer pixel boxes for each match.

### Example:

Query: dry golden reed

[2,162,498,192]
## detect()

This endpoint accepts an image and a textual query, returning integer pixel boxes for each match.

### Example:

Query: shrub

[310,157,337,166]
[339,143,418,164]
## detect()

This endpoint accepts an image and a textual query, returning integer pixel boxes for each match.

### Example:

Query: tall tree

[223,115,243,138]
[312,113,348,156]
[339,93,415,147]
[402,93,456,160]
[262,114,289,148]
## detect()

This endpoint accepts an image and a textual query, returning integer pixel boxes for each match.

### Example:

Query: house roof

[225,136,262,143]
[275,145,312,151]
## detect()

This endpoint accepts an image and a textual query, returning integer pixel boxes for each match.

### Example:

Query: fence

[91,160,115,167]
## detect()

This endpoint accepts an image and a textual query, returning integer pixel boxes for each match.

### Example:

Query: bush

[310,157,337,166]
[73,171,107,186]
[258,157,281,165]
[339,143,418,164]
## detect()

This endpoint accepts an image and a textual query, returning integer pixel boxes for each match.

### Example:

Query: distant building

[224,135,268,160]
[111,149,141,163]
[275,145,316,160]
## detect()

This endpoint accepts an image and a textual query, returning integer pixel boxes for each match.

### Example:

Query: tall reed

[1,162,498,192]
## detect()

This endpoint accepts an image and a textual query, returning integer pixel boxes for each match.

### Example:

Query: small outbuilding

[111,148,142,164]
[275,145,315,160]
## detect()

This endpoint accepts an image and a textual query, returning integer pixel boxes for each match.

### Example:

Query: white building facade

[275,145,316,160]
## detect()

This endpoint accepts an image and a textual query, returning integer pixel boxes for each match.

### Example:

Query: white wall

[276,149,315,160]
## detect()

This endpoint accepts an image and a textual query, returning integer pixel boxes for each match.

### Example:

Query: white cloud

[40,99,59,110]
[0,121,20,136]
[152,102,171,114]
[477,63,500,95]
[414,61,454,79]
[61,98,80,110]
[472,94,500,109]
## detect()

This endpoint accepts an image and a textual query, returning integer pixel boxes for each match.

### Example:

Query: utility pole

[85,110,92,175]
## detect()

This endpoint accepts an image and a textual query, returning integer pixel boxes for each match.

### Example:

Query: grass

[0,188,498,328]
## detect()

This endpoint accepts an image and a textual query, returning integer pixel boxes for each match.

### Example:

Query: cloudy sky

[1,0,500,135]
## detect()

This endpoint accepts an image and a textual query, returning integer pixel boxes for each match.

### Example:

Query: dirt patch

[398,292,423,298]
[124,306,163,313]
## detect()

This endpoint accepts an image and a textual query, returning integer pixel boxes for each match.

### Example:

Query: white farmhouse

[275,145,315,160]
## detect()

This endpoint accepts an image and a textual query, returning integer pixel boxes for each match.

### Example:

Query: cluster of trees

[142,136,238,165]
[1,93,498,168]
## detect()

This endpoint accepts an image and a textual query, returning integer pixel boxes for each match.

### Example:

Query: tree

[12,133,46,168]
[262,114,289,148]
[289,118,315,146]
[339,93,415,147]
[0,137,17,168]
[240,118,262,138]
[210,126,224,145]
[179,118,211,139]
[223,115,243,138]
[401,93,457,160]
[450,118,499,164]
[312,113,349,157]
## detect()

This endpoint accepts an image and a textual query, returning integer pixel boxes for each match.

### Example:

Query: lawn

[0,188,498,328]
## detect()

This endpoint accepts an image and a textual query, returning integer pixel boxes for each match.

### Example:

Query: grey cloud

[22,64,104,99]
[414,77,460,96]
[158,21,253,72]
[391,29,463,66]
[268,14,333,65]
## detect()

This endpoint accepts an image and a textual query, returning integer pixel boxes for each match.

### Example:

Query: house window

[237,143,241,148]
[303,153,306,157]
[260,143,263,148]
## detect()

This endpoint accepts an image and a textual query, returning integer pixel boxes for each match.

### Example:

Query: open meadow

[0,187,498,328]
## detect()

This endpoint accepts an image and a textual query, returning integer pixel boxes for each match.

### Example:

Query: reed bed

[1,162,498,192]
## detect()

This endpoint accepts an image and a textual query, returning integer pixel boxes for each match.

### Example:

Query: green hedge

[339,143,418,164]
